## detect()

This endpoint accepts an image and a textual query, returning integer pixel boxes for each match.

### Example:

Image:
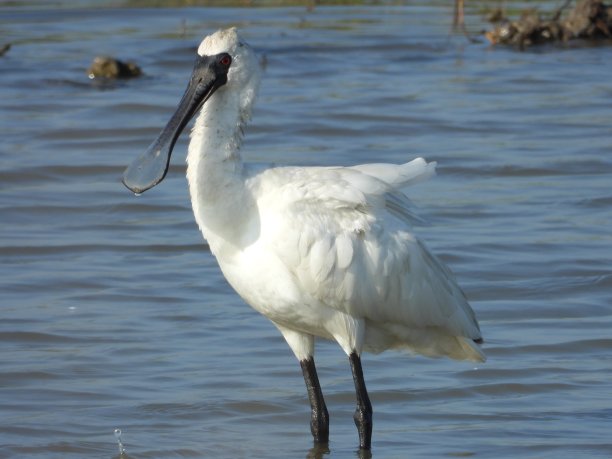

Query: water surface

[1,1,611,458]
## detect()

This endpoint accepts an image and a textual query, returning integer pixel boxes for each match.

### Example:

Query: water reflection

[355,447,373,459]
[306,442,330,459]
[305,443,373,458]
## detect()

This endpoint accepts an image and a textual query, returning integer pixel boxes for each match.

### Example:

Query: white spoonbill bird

[122,28,484,450]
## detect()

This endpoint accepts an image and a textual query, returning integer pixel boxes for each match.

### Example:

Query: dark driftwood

[485,0,612,48]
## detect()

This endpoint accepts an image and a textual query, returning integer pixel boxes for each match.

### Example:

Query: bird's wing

[345,158,436,226]
[248,160,481,343]
[349,157,437,189]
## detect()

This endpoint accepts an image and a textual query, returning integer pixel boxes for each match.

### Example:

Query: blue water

[1,1,612,458]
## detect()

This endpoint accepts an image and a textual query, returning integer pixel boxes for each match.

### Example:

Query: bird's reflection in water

[305,443,373,459]
[306,442,329,459]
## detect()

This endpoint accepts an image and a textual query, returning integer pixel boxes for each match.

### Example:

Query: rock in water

[87,56,142,79]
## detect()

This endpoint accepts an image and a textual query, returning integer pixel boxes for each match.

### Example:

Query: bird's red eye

[220,55,232,67]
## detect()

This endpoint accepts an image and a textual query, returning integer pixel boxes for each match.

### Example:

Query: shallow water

[1,1,612,458]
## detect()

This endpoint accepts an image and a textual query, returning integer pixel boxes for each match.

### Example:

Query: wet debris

[485,0,612,48]
[87,56,142,79]
[0,43,10,57]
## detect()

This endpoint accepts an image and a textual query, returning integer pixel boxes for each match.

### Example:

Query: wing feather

[248,159,482,357]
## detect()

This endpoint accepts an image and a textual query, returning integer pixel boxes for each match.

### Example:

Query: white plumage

[123,27,484,450]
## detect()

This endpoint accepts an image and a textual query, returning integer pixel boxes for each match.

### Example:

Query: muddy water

[1,1,611,458]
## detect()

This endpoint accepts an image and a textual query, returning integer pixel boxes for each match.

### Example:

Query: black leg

[349,352,373,450]
[300,357,329,444]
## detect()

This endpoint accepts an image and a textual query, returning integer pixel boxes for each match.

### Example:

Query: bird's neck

[186,91,250,246]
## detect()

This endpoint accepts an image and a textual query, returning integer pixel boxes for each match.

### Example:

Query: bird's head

[122,28,261,194]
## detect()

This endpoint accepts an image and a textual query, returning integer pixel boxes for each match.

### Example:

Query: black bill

[122,52,232,194]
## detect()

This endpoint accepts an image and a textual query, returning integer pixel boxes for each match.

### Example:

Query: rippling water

[1,1,612,458]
